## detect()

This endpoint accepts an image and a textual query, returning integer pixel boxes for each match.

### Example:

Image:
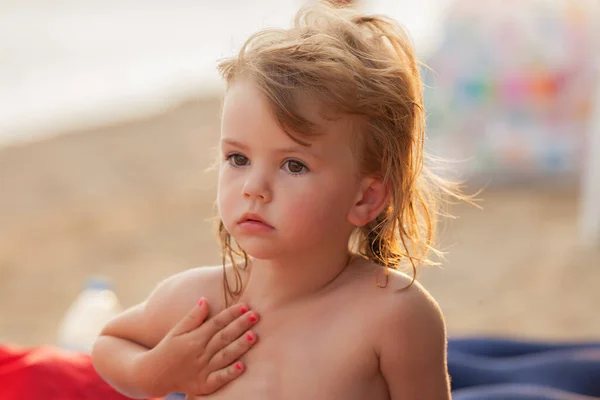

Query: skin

[93,79,451,399]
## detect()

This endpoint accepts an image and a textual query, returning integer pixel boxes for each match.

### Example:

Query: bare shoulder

[144,265,228,328]
[378,267,443,325]
[359,264,446,347]
[348,259,443,322]
[99,265,227,349]
[354,262,450,398]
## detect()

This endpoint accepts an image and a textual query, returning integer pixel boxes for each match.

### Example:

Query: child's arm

[92,268,259,398]
[92,303,157,398]
[376,281,451,399]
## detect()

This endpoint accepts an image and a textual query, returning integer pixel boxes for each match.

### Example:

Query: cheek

[217,170,238,224]
[280,179,354,235]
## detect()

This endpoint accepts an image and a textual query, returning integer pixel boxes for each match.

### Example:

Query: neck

[237,246,353,312]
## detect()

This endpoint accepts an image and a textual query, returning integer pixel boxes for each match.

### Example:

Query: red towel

[0,344,159,400]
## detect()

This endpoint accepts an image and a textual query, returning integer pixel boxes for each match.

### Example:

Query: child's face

[217,79,363,260]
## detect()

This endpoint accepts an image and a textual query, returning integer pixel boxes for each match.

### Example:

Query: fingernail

[248,313,257,323]
[235,362,243,371]
[246,332,254,342]
[240,305,248,314]
[198,298,205,306]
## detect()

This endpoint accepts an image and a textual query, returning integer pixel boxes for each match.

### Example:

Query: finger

[171,297,210,335]
[208,330,257,371]
[203,361,245,394]
[204,310,260,358]
[198,302,253,341]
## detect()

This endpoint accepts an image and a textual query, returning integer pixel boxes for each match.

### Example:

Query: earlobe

[347,178,390,227]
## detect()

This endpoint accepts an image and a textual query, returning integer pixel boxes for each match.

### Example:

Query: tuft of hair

[216,1,474,303]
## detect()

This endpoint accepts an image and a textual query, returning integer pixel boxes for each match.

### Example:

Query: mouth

[238,213,273,228]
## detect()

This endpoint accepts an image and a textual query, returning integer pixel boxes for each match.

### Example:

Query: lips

[238,213,273,228]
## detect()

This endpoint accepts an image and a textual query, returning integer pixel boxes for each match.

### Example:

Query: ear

[347,177,390,227]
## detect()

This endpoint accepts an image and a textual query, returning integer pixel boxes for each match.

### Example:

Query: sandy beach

[1,96,599,347]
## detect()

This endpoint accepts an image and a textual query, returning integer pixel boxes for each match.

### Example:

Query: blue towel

[449,338,600,399]
[166,338,600,399]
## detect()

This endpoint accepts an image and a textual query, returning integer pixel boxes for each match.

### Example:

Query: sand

[1,97,598,347]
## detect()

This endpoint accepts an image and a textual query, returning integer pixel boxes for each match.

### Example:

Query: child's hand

[137,298,259,397]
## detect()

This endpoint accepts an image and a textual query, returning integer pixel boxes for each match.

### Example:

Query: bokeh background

[1,0,599,347]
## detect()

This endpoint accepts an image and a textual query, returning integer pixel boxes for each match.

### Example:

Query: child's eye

[283,159,309,175]
[226,153,249,167]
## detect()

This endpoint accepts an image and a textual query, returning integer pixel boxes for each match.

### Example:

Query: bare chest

[190,304,387,400]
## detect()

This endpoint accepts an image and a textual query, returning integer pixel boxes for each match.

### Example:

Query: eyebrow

[221,138,320,159]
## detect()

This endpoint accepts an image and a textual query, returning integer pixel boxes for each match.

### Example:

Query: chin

[233,237,286,260]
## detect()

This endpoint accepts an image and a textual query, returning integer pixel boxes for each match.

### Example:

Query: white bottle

[57,276,122,353]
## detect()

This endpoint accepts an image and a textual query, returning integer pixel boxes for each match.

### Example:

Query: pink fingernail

[235,362,243,371]
[198,298,205,306]
[246,332,254,342]
[240,305,248,314]
[248,314,257,323]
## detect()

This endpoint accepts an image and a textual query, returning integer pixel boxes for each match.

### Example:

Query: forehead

[220,79,360,155]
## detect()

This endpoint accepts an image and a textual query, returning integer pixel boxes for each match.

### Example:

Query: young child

[93,3,463,399]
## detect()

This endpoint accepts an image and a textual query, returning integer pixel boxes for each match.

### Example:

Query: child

[93,2,464,399]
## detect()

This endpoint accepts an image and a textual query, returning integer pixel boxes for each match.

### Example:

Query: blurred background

[1,0,599,348]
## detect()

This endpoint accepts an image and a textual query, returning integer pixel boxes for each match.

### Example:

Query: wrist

[133,348,168,398]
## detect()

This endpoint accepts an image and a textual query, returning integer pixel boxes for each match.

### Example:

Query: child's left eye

[283,159,308,175]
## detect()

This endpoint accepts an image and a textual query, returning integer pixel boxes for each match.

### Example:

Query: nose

[242,169,272,203]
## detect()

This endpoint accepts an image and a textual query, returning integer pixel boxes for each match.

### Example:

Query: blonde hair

[216,1,468,304]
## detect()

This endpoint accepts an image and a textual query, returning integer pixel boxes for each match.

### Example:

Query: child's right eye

[226,153,249,167]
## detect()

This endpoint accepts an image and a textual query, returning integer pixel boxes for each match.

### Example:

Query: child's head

[215,2,457,298]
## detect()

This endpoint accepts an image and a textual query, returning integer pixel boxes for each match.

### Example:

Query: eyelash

[224,153,309,176]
